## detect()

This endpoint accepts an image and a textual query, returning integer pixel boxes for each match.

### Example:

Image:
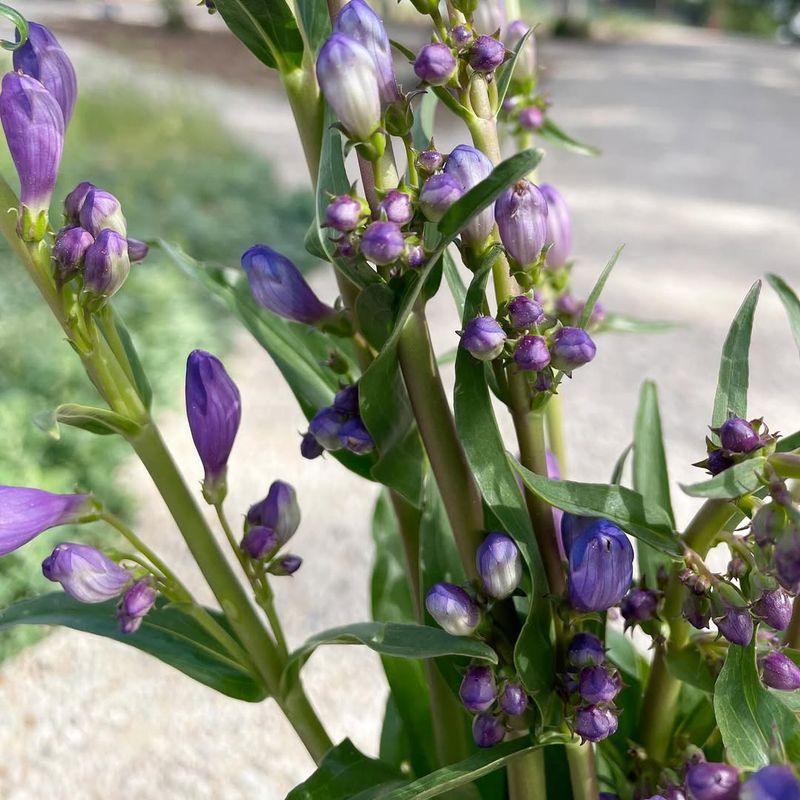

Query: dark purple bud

[499,681,529,716]
[573,705,618,743]
[300,431,324,460]
[452,24,474,48]
[741,764,800,800]
[495,179,548,266]
[715,606,754,646]
[416,148,445,175]
[63,181,95,223]
[518,106,543,130]
[42,543,131,603]
[578,665,620,705]
[378,190,413,225]
[507,295,543,329]
[461,315,506,361]
[268,554,303,576]
[751,504,784,547]
[514,335,551,372]
[719,416,761,453]
[568,520,633,612]
[414,43,457,86]
[360,221,405,265]
[0,486,93,556]
[78,188,127,237]
[326,195,364,232]
[560,513,597,556]
[551,327,597,372]
[419,173,463,222]
[468,35,507,72]
[333,384,360,415]
[425,582,480,636]
[540,184,572,268]
[185,350,242,500]
[727,557,748,579]
[685,762,740,800]
[309,406,347,451]
[683,593,711,630]
[444,145,494,246]
[339,416,375,454]
[556,293,580,317]
[241,526,279,560]
[246,480,300,545]
[504,20,536,80]
[472,713,505,748]
[13,21,77,125]
[459,665,497,712]
[405,243,426,268]
[127,237,149,263]
[567,632,605,668]
[52,225,93,283]
[760,650,800,691]
[707,449,734,476]
[476,532,522,599]
[620,588,659,628]
[242,245,335,325]
[752,588,793,631]
[774,526,800,592]
[117,578,157,635]
[83,229,130,298]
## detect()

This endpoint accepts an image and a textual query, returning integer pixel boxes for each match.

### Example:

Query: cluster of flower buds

[562,632,621,743]
[303,383,374,458]
[620,585,661,632]
[498,22,547,135]
[697,416,776,477]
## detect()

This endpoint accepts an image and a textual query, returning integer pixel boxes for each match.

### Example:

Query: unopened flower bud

[752,587,793,631]
[760,650,800,691]
[420,173,463,222]
[550,327,597,372]
[461,316,506,361]
[452,24,474,48]
[499,681,529,716]
[42,543,131,603]
[578,665,620,705]
[567,632,605,668]
[405,243,426,268]
[514,335,551,372]
[425,582,480,636]
[620,588,659,629]
[573,705,618,743]
[378,190,413,225]
[459,665,497,712]
[79,189,127,237]
[741,764,800,800]
[715,605,753,647]
[300,431,324,460]
[127,237,149,263]
[519,106,543,130]
[540,184,572,268]
[719,416,761,453]
[333,384,359,415]
[52,225,93,283]
[706,449,734,476]
[83,229,131,299]
[495,179,548,266]
[685,762,740,800]
[241,526,279,560]
[339,417,375,454]
[267,554,303,576]
[751,504,785,547]
[560,513,598,555]
[472,713,505,747]
[683,593,711,630]
[414,43,457,86]
[309,407,347,451]
[325,195,364,232]
[476,532,522,599]
[64,181,95,223]
[117,578,157,634]
[504,20,536,80]
[444,145,494,247]
[416,148,445,174]
[361,221,404,265]
[468,35,506,73]
[246,481,300,545]
[507,295,543,329]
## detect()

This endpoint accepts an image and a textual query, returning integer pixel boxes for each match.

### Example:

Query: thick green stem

[566,742,599,800]
[545,396,568,477]
[507,748,548,800]
[281,65,324,184]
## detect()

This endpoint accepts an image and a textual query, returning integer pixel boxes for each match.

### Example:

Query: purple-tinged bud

[578,666,620,705]
[185,350,241,501]
[568,520,633,612]
[514,335,551,372]
[242,245,335,325]
[416,149,445,175]
[472,713,506,748]
[0,486,94,556]
[685,762,740,800]
[507,295,543,329]
[334,0,400,106]
[683,593,711,630]
[241,526,279,560]
[550,327,597,372]
[419,173,463,222]
[707,449,734,476]
[444,145,494,247]
[52,225,93,283]
[452,25,474,48]
[317,33,381,141]
[42,543,131,603]
[339,416,375,454]
[406,244,426,268]
[459,665,497,712]
[727,557,747,579]
[760,650,800,691]
[300,431,324,460]
[468,35,507,73]
[246,481,300,545]
[774,526,800,592]
[78,189,127,237]
[476,532,522,599]
[13,22,77,125]
[560,513,598,556]
[460,315,506,361]
[567,632,605,669]
[715,606,754,647]
[83,229,130,299]
[63,181,95,223]
[752,588,793,631]
[499,681,529,716]
[360,221,404,265]
[518,106,543,130]
[741,764,800,800]
[495,179,548,266]
[751,504,784,547]
[556,294,580,317]
[504,20,536,80]
[573,705,618,743]
[117,578,157,635]
[620,588,659,629]
[425,582,480,636]
[126,237,149,263]
[309,407,347,451]
[719,417,761,453]
[325,195,364,232]
[540,184,572,268]
[268,554,303,576]
[378,190,413,225]
[333,384,359,415]
[414,43,457,86]
[661,788,687,800]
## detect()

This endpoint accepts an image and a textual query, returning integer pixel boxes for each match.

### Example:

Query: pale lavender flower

[42,543,131,603]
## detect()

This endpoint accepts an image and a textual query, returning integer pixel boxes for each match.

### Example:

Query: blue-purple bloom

[241,526,279,560]
[684,762,740,800]
[741,765,800,800]
[309,407,347,451]
[507,295,543,329]
[414,43,457,86]
[495,179,548,266]
[468,35,506,72]
[620,588,659,629]
[42,543,131,603]
[760,650,800,691]
[540,184,572,268]
[472,713,506,747]
[566,632,605,668]
[325,195,364,232]
[459,665,497,712]
[52,225,93,283]
[560,513,598,556]
[378,190,413,225]
[117,578,157,634]
[426,582,481,636]
[514,335,550,372]
[578,666,620,705]
[360,221,405,265]
[461,315,506,361]
[476,532,522,599]
[550,327,597,372]
[246,481,300,545]
[83,228,130,298]
[333,384,360,415]
[339,417,375,454]
[719,416,761,453]
[573,705,618,743]
[78,188,127,237]
[499,681,529,716]
[444,145,494,247]
[419,173,463,222]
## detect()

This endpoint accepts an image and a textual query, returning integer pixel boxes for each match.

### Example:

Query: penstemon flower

[247,481,301,546]
[495,179,549,267]
[42,543,132,603]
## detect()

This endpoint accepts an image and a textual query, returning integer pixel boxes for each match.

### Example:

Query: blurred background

[0,0,798,797]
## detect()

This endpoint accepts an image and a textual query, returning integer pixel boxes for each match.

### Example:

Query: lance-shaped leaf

[538,117,599,156]
[54,403,143,438]
[495,26,535,109]
[767,273,800,357]
[681,457,767,499]
[578,246,624,329]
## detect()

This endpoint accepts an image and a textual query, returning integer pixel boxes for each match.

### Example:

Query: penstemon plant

[0,0,800,797]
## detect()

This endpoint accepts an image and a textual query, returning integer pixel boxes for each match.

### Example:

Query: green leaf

[778,430,800,453]
[0,593,266,701]
[538,117,599,157]
[296,0,330,53]
[596,312,675,335]
[665,646,716,693]
[714,638,800,770]
[605,628,648,684]
[54,403,142,438]
[110,313,153,410]
[411,91,438,151]
[578,246,624,329]
[512,465,682,557]
[712,281,761,430]
[633,381,674,585]
[443,250,468,320]
[767,274,800,357]
[609,443,632,485]
[357,283,398,350]
[495,26,535,109]
[680,457,767,499]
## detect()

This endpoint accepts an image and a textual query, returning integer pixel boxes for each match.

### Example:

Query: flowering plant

[0,1,799,798]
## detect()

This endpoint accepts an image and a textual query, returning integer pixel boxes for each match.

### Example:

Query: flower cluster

[304,383,374,458]
[698,416,776,476]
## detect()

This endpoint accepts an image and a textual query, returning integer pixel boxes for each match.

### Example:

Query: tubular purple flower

[551,327,597,372]
[573,705,618,743]
[83,229,130,298]
[461,315,506,361]
[566,632,605,668]
[78,189,127,237]
[360,221,405,265]
[117,578,157,634]
[242,245,335,325]
[63,180,95,223]
[504,20,536,81]
[0,486,93,556]
[444,145,494,247]
[419,173,463,222]
[52,225,93,284]
[540,184,572,268]
[561,513,598,555]
[578,665,620,705]
[499,681,529,716]
[715,605,753,647]
[185,349,242,500]
[339,417,375,454]
[495,179,548,266]
[325,195,364,232]
[14,22,77,124]
[472,713,506,748]
[468,35,506,73]
[760,650,800,691]
[719,416,761,453]
[317,33,381,141]
[246,480,300,546]
[425,582,481,636]
[476,532,522,599]
[309,407,347,451]
[507,295,543,329]
[127,238,149,263]
[240,526,279,560]
[741,764,800,800]
[514,335,551,372]
[459,665,497,712]
[378,190,413,225]
[42,543,131,603]
[268,554,303,576]
[752,587,793,631]
[685,762,740,800]
[414,43,457,86]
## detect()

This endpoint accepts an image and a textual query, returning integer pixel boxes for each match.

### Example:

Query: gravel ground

[0,14,799,800]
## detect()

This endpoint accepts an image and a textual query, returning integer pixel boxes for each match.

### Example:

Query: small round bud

[760,650,800,691]
[751,503,785,547]
[541,184,572,268]
[476,532,522,599]
[127,237,149,263]
[706,449,734,476]
[550,327,597,372]
[460,316,506,361]
[42,543,131,603]
[64,181,95,223]
[246,480,301,546]
[468,35,506,73]
[360,221,405,265]
[683,593,711,630]
[79,188,127,237]
[573,705,618,743]
[416,148,445,174]
[719,416,761,453]
[774,526,800,592]
[513,335,551,372]
[472,713,505,748]
[309,406,347,451]
[333,384,359,415]
[451,24,474,48]
[300,431,324,460]
[685,762,740,800]
[419,173,463,222]
[459,665,497,712]
[425,582,480,636]
[83,229,131,299]
[52,225,93,283]
[241,526,279,560]
[414,43,457,86]
[339,416,375,454]
[752,587,793,631]
[117,578,157,635]
[499,681,529,716]
[620,588,659,628]
[518,106,543,130]
[578,665,620,705]
[378,190,413,225]
[507,295,543,329]
[715,605,754,647]
[567,632,605,669]
[267,554,302,576]
[405,243,426,268]
[325,195,364,232]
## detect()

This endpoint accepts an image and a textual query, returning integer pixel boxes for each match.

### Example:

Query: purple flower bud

[0,486,93,556]
[42,543,131,603]
[504,20,536,80]
[760,650,800,691]
[706,449,734,476]
[507,295,543,329]
[560,513,598,556]
[0,72,64,222]
[444,145,494,247]
[556,293,580,317]
[416,149,445,174]
[268,554,303,576]
[309,407,347,451]
[685,762,740,800]
[683,593,711,630]
[63,181,95,223]
[117,578,157,634]
[567,632,605,668]
[405,243,426,268]
[317,33,381,141]
[452,25,474,47]
[325,195,364,232]
[476,532,522,599]
[334,0,400,106]
[246,480,300,545]
[459,665,497,712]
[426,582,481,636]
[185,350,242,499]
[578,665,620,705]
[499,681,529,716]
[741,764,800,800]
[540,184,572,268]
[300,431,324,459]
[719,417,761,453]
[461,315,506,361]
[495,179,548,266]
[468,35,507,73]
[715,605,754,647]
[514,335,551,372]
[52,225,93,283]
[242,245,335,325]
[752,588,793,631]
[620,588,659,628]
[551,327,597,372]
[241,526,279,560]
[573,705,618,743]
[751,504,784,547]
[378,190,413,225]
[13,22,77,125]
[419,173,464,222]
[472,713,506,748]
[518,106,543,130]
[339,416,375,454]
[83,229,130,298]
[78,189,127,237]
[360,221,404,265]
[127,237,149,263]
[568,520,633,612]
[414,43,457,86]
[774,527,800,592]
[333,384,360,415]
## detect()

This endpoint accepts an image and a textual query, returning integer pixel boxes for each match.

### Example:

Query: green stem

[507,748,547,800]
[566,742,599,800]
[545,396,568,477]
[281,65,324,184]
